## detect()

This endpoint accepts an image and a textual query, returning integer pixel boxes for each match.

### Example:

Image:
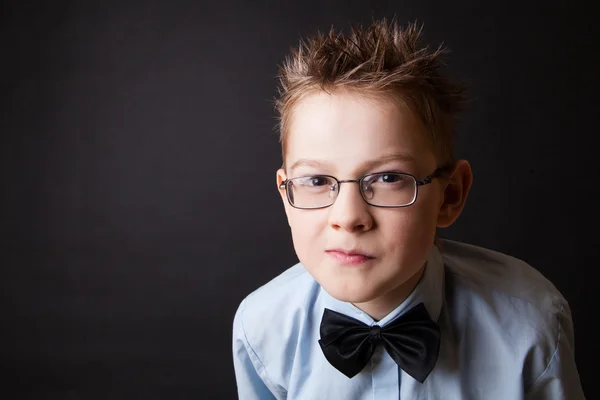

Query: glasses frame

[279,166,450,210]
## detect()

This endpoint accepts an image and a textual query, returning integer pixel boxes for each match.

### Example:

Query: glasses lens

[361,173,416,206]
[287,175,337,208]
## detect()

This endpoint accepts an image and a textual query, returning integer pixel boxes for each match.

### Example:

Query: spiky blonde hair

[275,18,468,167]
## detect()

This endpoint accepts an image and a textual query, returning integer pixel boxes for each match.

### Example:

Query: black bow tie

[318,302,441,383]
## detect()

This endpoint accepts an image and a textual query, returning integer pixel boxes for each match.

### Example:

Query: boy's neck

[352,265,426,321]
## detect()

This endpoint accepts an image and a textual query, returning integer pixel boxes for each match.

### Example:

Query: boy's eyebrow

[360,153,417,170]
[289,153,416,172]
[289,159,331,172]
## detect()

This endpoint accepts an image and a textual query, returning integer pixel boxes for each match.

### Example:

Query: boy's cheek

[289,217,325,248]
[288,218,329,260]
[288,211,327,231]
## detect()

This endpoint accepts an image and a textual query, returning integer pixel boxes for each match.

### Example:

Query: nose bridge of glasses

[331,178,369,201]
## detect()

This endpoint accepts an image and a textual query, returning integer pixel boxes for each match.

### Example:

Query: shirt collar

[320,244,445,327]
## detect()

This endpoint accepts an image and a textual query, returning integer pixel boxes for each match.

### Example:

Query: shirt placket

[370,345,400,399]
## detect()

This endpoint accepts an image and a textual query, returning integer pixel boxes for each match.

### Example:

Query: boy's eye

[364,173,410,190]
[293,175,334,189]
[378,174,405,183]
[306,176,331,186]
[364,173,406,184]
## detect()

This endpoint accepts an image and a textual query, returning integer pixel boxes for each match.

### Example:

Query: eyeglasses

[279,167,448,209]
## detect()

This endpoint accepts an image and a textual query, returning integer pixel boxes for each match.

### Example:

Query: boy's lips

[325,248,375,265]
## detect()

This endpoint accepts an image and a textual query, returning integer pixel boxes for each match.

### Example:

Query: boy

[232,19,585,399]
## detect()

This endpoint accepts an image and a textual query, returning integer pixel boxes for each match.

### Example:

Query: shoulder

[233,262,320,346]
[439,238,565,311]
[438,239,574,388]
[232,264,321,397]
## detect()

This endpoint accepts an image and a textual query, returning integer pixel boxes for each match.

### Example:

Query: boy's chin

[321,281,382,305]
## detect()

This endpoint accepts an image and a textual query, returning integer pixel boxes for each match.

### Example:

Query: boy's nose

[328,183,373,232]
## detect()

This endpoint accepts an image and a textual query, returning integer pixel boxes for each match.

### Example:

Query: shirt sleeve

[232,299,278,400]
[525,299,586,400]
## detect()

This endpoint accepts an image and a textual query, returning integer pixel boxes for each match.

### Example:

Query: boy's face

[277,90,448,315]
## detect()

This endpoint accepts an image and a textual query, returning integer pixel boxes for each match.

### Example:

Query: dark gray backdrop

[1,1,595,398]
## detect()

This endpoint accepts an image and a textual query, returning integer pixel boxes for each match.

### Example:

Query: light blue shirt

[232,240,585,399]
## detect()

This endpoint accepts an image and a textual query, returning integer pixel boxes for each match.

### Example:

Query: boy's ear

[276,168,292,225]
[436,159,473,228]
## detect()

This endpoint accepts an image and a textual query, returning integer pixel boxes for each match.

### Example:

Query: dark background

[1,0,596,398]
